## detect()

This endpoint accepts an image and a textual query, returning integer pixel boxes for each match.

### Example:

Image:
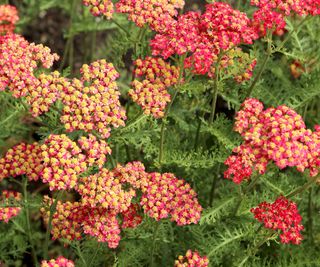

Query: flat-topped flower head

[41,256,75,267]
[140,172,202,225]
[0,34,59,97]
[61,59,126,138]
[174,250,209,267]
[129,57,180,118]
[0,142,43,182]
[0,5,19,34]
[251,196,304,244]
[116,0,185,32]
[225,98,320,183]
[83,0,114,19]
[0,191,22,223]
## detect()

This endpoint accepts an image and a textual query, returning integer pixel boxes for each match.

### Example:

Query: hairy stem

[150,222,160,267]
[286,174,319,198]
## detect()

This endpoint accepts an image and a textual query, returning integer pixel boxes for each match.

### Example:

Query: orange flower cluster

[129,57,180,118]
[41,256,74,267]
[83,0,114,19]
[174,250,209,267]
[0,191,21,223]
[0,5,19,34]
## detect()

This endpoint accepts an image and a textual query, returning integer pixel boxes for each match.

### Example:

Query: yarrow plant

[0,0,320,266]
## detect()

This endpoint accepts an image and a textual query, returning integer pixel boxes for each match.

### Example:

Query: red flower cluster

[121,204,143,229]
[174,250,209,267]
[251,196,304,244]
[0,191,21,223]
[41,256,74,267]
[116,0,184,32]
[251,0,320,36]
[224,98,320,183]
[129,57,180,118]
[83,0,114,19]
[151,2,258,77]
[0,5,19,34]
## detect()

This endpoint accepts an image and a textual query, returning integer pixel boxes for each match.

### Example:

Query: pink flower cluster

[0,190,21,223]
[40,161,201,247]
[129,57,180,118]
[251,196,304,244]
[0,134,111,190]
[83,0,114,19]
[116,0,185,32]
[41,256,74,267]
[174,250,209,267]
[0,33,59,97]
[151,2,258,77]
[0,5,19,34]
[224,98,320,184]
[251,0,320,36]
[61,59,126,138]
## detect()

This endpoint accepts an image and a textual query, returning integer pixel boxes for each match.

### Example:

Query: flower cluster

[140,172,202,225]
[41,197,122,248]
[224,98,320,183]
[0,190,21,223]
[174,250,209,267]
[40,161,202,247]
[0,5,19,34]
[251,0,320,36]
[0,34,59,97]
[151,3,258,77]
[41,256,75,267]
[83,0,114,19]
[77,168,136,211]
[41,135,88,191]
[129,57,180,118]
[251,196,304,244]
[116,0,185,32]
[0,142,43,182]
[61,59,126,138]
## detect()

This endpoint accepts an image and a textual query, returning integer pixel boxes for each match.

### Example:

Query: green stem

[233,174,260,216]
[209,164,221,206]
[286,174,319,198]
[150,222,160,267]
[111,18,131,36]
[44,191,63,259]
[194,118,202,151]
[209,53,223,124]
[23,177,39,267]
[75,242,87,266]
[307,188,314,244]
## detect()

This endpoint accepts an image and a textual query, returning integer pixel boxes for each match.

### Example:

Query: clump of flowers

[0,191,22,223]
[150,3,258,78]
[174,250,209,267]
[77,168,136,211]
[41,256,75,267]
[251,0,320,36]
[41,134,88,191]
[0,5,19,34]
[129,57,180,118]
[251,196,304,244]
[41,197,121,248]
[0,142,43,182]
[140,172,202,225]
[116,0,185,32]
[224,98,320,183]
[0,33,59,97]
[61,59,126,138]
[83,0,114,19]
